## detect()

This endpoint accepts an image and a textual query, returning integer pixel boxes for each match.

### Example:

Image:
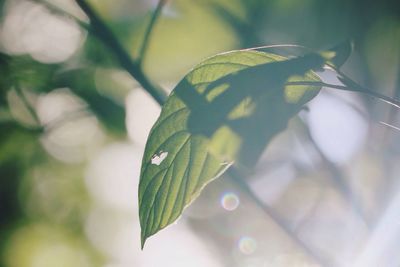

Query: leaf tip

[140,231,147,250]
[324,40,354,69]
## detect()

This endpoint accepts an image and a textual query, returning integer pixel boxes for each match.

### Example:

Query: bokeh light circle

[238,236,257,255]
[220,192,240,211]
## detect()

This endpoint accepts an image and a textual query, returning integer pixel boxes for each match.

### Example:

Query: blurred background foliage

[0,0,400,266]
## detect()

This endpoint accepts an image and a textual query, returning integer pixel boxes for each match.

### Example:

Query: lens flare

[220,192,240,211]
[238,236,257,255]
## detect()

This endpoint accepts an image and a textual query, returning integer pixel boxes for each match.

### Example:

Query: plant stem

[75,0,167,106]
[286,80,400,109]
[137,0,167,64]
[14,84,41,127]
[43,108,90,133]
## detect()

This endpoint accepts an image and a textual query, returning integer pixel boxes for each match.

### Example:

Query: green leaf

[139,49,327,247]
[0,53,59,94]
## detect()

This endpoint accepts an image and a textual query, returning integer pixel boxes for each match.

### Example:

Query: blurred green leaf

[139,49,326,247]
[0,53,59,94]
[0,160,22,227]
[0,122,42,240]
[0,159,23,267]
[0,53,10,106]
[0,122,41,163]
[0,0,4,18]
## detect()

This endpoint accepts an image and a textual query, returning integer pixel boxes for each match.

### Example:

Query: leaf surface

[139,49,326,247]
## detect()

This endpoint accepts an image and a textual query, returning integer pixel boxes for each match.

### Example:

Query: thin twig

[43,108,90,133]
[379,121,400,133]
[286,81,400,109]
[334,68,400,109]
[323,90,400,136]
[137,0,167,64]
[14,84,41,126]
[377,51,400,144]
[75,0,167,105]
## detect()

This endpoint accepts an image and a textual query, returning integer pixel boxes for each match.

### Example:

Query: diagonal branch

[75,0,167,105]
[14,83,41,127]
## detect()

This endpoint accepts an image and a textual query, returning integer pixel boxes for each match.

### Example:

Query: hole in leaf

[150,151,168,165]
